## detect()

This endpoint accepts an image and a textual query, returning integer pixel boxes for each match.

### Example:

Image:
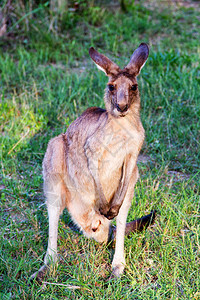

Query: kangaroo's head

[89,43,149,118]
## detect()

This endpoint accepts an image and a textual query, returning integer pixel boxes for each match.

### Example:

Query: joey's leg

[112,166,139,277]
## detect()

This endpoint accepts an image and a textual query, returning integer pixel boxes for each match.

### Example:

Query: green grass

[0,1,200,299]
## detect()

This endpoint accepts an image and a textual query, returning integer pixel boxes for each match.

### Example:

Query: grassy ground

[0,0,200,299]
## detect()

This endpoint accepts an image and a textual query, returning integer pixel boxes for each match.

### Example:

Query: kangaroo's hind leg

[44,174,67,265]
[112,166,139,277]
[31,174,67,281]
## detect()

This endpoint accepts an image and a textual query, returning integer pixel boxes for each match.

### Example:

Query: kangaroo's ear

[89,47,120,76]
[125,43,149,76]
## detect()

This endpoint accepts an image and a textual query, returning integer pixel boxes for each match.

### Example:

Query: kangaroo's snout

[116,103,128,113]
[115,87,129,114]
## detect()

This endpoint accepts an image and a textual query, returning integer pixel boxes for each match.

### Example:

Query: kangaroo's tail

[110,210,156,240]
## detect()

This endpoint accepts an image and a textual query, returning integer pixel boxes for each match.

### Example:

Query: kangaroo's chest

[98,122,144,188]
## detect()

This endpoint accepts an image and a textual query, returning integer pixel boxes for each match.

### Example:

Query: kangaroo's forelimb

[101,155,137,220]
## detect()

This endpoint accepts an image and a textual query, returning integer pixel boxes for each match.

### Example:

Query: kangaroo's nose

[116,103,128,113]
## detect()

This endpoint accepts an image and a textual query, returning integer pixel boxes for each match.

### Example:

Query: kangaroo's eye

[131,85,137,91]
[108,84,115,91]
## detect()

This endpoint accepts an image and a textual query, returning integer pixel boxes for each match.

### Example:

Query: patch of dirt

[140,0,200,10]
[166,170,190,181]
[37,61,89,74]
[171,0,200,8]
[137,154,192,184]
[137,154,152,164]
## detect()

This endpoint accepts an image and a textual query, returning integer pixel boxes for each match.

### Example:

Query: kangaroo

[31,43,156,280]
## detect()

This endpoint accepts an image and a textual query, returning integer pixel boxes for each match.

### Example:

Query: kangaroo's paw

[30,264,48,283]
[99,203,110,217]
[112,256,125,277]
[112,263,125,277]
[104,204,121,220]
